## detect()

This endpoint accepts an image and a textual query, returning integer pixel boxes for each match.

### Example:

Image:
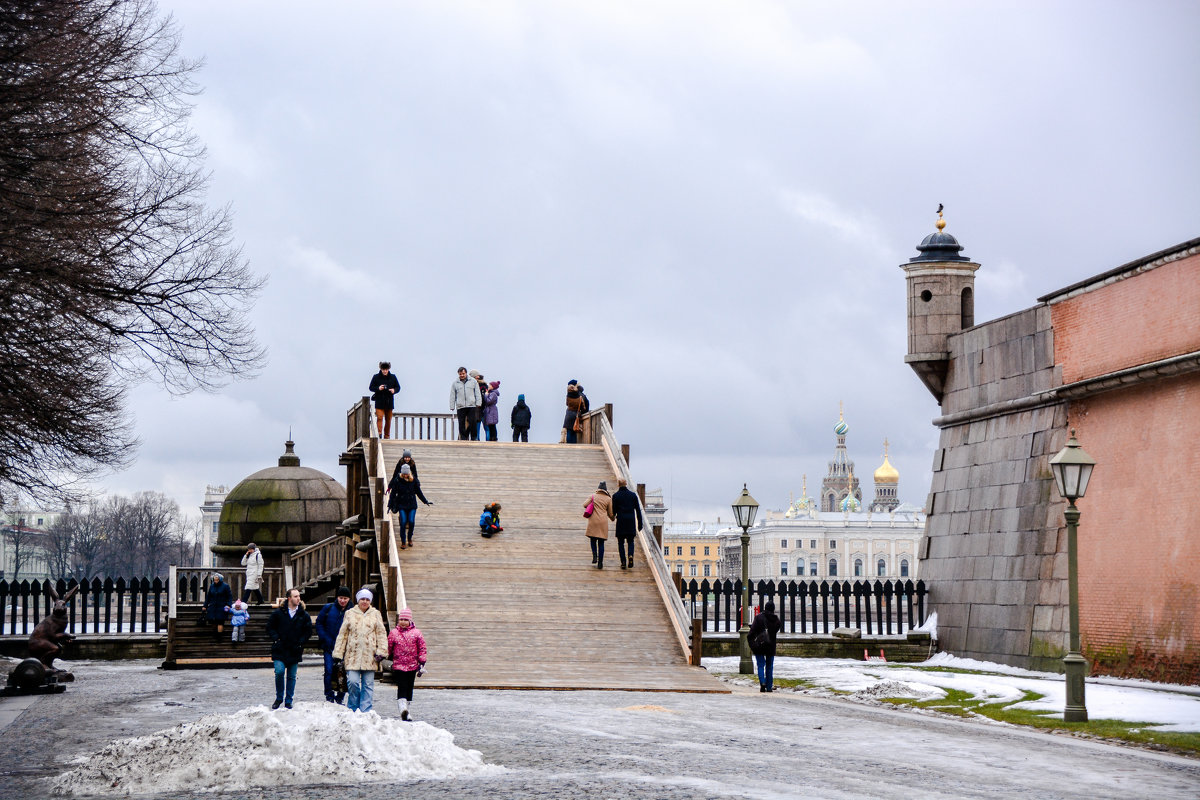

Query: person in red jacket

[387,607,427,720]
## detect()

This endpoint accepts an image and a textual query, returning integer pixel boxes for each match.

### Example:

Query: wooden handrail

[588,408,693,662]
[389,412,456,441]
[290,533,346,593]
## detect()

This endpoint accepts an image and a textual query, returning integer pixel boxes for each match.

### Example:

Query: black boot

[620,558,627,569]
[596,557,603,570]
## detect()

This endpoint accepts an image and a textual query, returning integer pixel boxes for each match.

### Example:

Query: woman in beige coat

[584,481,616,570]
[332,588,388,712]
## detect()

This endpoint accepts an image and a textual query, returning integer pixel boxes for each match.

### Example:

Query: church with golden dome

[796,406,903,516]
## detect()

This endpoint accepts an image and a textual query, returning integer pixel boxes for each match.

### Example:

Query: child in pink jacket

[387,607,427,720]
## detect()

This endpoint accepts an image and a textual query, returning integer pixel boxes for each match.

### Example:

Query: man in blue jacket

[316,586,352,703]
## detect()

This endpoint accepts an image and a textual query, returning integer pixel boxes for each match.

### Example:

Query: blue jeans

[273,660,298,704]
[755,653,774,689]
[322,651,345,702]
[396,508,416,543]
[347,668,375,712]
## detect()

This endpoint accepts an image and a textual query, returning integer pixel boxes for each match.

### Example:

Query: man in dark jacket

[748,600,782,692]
[204,573,233,640]
[315,586,352,703]
[368,361,401,439]
[510,394,532,442]
[610,479,644,570]
[266,588,313,709]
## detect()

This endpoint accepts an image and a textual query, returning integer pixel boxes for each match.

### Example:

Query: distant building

[661,522,725,579]
[687,413,922,584]
[199,485,229,569]
[903,212,1199,681]
[642,487,667,530]
[0,507,59,580]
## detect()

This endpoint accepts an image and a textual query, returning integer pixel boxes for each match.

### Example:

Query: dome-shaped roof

[834,419,848,436]
[909,214,971,263]
[839,491,861,512]
[213,440,347,565]
[874,453,900,484]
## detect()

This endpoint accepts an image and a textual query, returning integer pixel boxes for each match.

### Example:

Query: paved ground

[1,660,1198,799]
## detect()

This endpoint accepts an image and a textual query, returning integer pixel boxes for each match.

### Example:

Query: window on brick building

[780,561,788,576]
[690,546,696,556]
[703,564,711,577]
[829,540,836,549]
[809,561,817,576]
[780,539,787,549]
[704,546,710,556]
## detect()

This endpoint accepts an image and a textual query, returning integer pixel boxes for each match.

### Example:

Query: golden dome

[874,440,899,484]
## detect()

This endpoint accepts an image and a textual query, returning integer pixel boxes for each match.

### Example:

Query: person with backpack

[511,394,532,442]
[386,464,433,549]
[479,503,502,537]
[748,600,782,692]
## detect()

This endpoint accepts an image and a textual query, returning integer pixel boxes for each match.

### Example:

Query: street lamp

[731,484,759,675]
[1049,429,1096,723]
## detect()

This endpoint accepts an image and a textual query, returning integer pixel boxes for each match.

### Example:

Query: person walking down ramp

[479,503,502,537]
[387,607,427,721]
[386,464,432,549]
[583,481,615,569]
[332,588,389,713]
[511,394,532,442]
[748,600,782,693]
[266,588,313,709]
[610,479,644,570]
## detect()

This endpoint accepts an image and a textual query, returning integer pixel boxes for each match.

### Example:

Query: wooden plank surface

[377,440,725,693]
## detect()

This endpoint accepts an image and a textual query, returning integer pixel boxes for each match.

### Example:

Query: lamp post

[1049,429,1096,723]
[731,484,759,675]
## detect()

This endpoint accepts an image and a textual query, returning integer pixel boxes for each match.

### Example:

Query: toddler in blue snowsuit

[226,599,250,643]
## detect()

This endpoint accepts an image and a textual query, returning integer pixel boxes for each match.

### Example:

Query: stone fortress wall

[908,225,1200,682]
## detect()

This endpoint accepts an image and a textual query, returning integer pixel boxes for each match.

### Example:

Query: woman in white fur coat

[332,588,388,712]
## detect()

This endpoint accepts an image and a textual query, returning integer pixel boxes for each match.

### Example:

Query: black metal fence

[0,577,166,636]
[679,578,927,636]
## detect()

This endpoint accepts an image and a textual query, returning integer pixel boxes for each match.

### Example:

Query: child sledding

[479,503,502,537]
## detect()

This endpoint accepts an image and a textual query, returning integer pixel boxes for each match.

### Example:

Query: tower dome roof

[909,208,971,263]
[874,453,899,484]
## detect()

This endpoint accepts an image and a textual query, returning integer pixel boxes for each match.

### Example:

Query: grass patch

[880,687,1200,755]
[772,677,818,691]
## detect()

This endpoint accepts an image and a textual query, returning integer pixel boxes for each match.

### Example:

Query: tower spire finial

[936,203,945,232]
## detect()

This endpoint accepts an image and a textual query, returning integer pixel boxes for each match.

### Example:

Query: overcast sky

[99,0,1200,525]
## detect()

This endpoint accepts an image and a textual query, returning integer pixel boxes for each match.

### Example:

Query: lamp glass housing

[1049,432,1096,502]
[731,485,759,529]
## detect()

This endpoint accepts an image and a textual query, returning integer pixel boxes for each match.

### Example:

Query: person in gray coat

[449,366,482,441]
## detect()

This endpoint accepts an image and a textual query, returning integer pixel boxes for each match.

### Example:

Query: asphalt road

[1,660,1197,799]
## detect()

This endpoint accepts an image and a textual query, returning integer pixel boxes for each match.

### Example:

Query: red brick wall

[1051,252,1200,385]
[1067,372,1200,683]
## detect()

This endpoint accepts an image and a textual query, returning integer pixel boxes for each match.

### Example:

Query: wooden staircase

[377,440,723,692]
[163,602,285,668]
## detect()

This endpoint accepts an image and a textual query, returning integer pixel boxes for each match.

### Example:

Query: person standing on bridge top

[482,380,501,441]
[564,380,589,444]
[583,481,615,569]
[450,366,482,441]
[610,479,644,570]
[511,394,532,442]
[369,361,401,439]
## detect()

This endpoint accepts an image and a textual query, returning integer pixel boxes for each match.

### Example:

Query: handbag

[751,628,771,651]
[572,412,583,433]
[331,659,348,694]
[583,496,595,518]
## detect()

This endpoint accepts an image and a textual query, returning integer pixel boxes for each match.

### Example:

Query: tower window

[961,286,974,328]
[920,289,933,302]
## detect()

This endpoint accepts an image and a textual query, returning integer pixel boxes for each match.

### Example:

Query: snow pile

[49,702,503,796]
[852,679,943,700]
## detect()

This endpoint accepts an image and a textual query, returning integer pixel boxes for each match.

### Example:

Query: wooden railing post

[620,443,630,466]
[691,618,703,666]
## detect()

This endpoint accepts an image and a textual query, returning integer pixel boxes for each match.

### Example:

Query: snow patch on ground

[852,679,943,700]
[48,702,504,796]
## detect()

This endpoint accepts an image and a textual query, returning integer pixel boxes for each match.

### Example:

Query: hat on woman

[356,588,373,602]
[596,481,608,492]
[398,608,413,622]
[211,572,224,582]
[400,464,412,476]
[469,370,481,379]
[489,381,500,390]
[402,449,412,458]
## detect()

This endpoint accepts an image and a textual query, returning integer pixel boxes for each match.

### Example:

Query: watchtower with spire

[901,207,981,402]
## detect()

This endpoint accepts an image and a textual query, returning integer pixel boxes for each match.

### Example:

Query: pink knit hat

[398,608,413,622]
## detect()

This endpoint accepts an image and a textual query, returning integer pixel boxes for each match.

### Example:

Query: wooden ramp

[380,441,724,693]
